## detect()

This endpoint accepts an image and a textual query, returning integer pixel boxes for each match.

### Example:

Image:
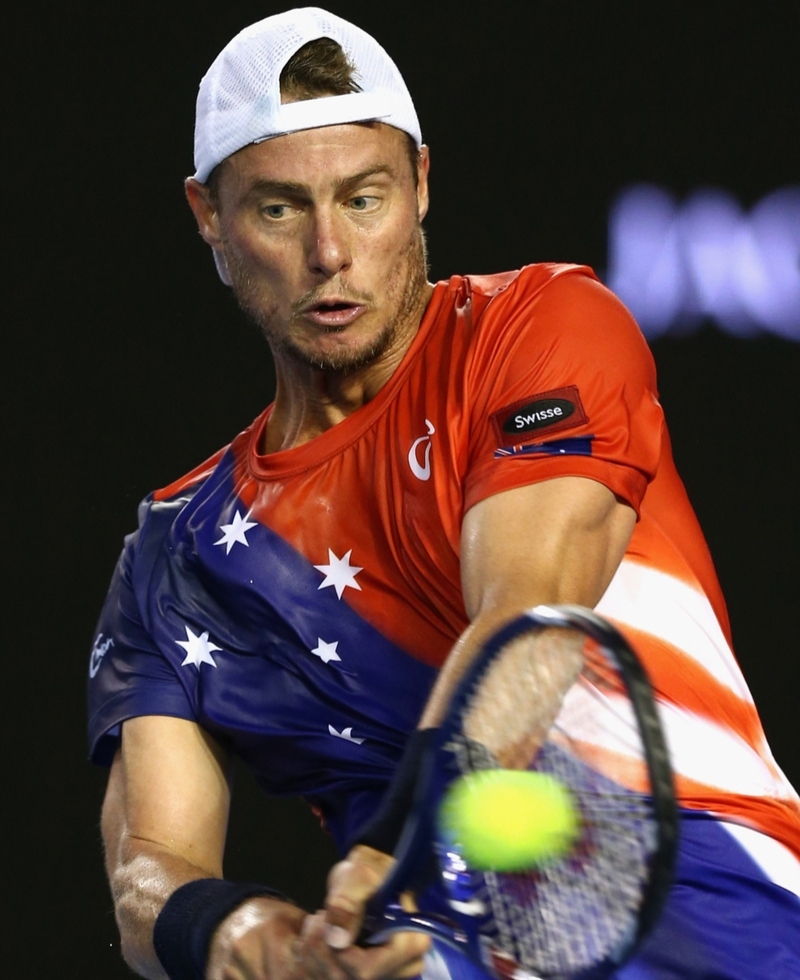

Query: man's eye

[350,196,376,211]
[263,204,289,219]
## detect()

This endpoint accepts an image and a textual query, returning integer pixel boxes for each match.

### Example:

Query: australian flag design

[87,447,437,853]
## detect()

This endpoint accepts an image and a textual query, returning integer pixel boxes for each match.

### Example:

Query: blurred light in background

[606,185,800,340]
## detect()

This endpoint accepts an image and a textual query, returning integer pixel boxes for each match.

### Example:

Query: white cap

[193,7,422,184]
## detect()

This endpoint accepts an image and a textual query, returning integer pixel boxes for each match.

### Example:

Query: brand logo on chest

[408,419,436,481]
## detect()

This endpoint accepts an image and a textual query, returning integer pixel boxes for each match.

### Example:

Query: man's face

[189,123,430,374]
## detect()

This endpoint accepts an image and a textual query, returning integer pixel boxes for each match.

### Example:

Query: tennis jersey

[87,262,800,868]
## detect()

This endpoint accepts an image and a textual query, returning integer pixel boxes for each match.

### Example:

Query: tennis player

[88,8,800,979]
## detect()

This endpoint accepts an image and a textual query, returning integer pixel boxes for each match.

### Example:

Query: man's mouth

[302,300,366,328]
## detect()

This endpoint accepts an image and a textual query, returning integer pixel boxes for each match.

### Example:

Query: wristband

[351,727,439,855]
[152,878,290,980]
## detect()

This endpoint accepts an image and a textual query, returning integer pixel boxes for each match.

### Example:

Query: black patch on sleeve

[491,386,588,446]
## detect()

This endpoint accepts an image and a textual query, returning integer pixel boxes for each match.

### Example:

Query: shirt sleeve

[462,267,664,515]
[86,500,197,766]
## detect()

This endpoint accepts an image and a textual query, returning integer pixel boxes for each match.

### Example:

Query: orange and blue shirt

[88,264,800,894]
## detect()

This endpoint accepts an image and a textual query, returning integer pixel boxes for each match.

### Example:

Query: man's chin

[277,327,396,375]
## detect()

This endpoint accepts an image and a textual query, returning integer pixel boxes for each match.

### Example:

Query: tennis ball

[439,770,580,871]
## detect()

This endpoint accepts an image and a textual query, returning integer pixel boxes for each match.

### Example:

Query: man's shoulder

[121,413,266,574]
[459,262,598,302]
[151,410,267,504]
[121,411,266,558]
[433,263,607,349]
[434,263,602,338]
[452,262,644,355]
[151,444,232,505]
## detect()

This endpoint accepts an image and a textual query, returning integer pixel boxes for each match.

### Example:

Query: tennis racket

[360,604,677,980]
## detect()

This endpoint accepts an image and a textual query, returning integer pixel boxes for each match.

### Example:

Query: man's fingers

[296,912,357,980]
[324,845,395,948]
[333,928,431,980]
[325,923,354,950]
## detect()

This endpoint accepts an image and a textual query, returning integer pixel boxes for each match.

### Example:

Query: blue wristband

[152,878,290,980]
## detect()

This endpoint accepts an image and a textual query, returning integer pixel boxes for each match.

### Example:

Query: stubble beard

[225,225,430,375]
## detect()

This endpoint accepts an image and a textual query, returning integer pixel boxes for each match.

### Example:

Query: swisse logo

[505,399,574,433]
[491,386,587,447]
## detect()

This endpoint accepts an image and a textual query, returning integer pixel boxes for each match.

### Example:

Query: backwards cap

[193,6,422,183]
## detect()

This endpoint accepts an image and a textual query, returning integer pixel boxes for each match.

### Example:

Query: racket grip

[357,889,398,946]
[357,846,439,947]
[351,728,439,855]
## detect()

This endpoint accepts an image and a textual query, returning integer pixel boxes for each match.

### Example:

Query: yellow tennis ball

[439,769,580,871]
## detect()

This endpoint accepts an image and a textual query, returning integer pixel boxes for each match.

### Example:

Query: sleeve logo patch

[491,386,588,446]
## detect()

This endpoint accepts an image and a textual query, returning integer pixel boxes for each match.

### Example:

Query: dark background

[5,1,799,973]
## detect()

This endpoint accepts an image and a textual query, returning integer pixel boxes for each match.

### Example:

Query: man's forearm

[108,841,217,979]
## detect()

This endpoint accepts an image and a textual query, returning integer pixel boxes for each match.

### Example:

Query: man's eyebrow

[245,165,397,199]
[334,165,397,192]
[245,177,309,199]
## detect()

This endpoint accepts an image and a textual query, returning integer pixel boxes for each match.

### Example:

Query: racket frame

[361,604,678,979]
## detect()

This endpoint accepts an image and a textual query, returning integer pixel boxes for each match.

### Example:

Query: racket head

[365,604,677,980]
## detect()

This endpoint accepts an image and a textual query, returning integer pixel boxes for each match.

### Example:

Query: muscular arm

[101,715,233,977]
[103,716,345,980]
[420,474,635,726]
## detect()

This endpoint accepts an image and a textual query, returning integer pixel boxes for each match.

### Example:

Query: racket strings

[462,628,584,770]
[469,750,655,977]
[443,628,661,979]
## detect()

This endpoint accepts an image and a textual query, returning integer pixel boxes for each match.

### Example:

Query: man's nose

[308,208,352,278]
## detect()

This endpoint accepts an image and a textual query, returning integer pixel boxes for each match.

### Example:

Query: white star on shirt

[176,626,221,669]
[311,638,342,664]
[214,510,257,554]
[328,725,365,744]
[314,549,363,599]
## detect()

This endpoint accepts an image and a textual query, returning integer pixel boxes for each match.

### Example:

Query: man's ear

[185,178,233,285]
[415,146,431,223]
[185,177,222,248]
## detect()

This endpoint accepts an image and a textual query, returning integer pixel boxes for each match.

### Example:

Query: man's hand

[205,897,308,980]
[310,845,430,980]
[323,844,395,949]
[207,847,429,980]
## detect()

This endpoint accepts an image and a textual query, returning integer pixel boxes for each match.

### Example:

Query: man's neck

[262,282,434,453]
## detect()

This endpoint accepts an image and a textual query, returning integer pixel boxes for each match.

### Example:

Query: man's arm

[102,714,307,979]
[322,474,636,953]
[102,715,231,977]
[104,715,397,980]
[421,474,636,727]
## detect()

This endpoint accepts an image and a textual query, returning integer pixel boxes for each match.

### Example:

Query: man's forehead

[222,122,412,192]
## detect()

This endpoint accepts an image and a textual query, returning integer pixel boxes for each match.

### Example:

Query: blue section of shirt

[87,448,437,852]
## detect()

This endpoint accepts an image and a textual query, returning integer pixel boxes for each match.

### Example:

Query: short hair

[205,37,420,201]
[280,36,361,100]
